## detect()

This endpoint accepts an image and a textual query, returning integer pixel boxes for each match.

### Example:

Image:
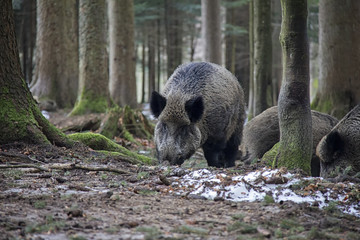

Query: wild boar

[241,106,338,176]
[150,62,246,168]
[317,105,360,178]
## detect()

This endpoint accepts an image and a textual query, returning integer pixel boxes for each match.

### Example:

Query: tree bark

[253,0,272,116]
[225,1,250,105]
[311,0,360,119]
[30,0,78,109]
[0,0,71,146]
[148,21,156,102]
[271,0,282,105]
[70,0,110,115]
[248,0,254,120]
[201,0,222,65]
[276,0,312,174]
[108,0,137,108]
[164,0,182,77]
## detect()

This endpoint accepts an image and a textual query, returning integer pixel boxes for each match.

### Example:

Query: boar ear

[325,131,344,162]
[150,91,166,118]
[185,96,204,123]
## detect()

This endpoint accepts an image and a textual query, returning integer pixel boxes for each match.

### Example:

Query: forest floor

[0,111,360,240]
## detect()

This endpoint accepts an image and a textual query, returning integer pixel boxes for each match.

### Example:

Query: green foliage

[3,170,24,180]
[263,195,275,204]
[173,225,209,236]
[136,226,161,240]
[33,200,47,209]
[227,221,258,234]
[25,215,65,233]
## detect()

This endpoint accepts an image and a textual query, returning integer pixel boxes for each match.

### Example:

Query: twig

[0,152,32,161]
[0,163,132,175]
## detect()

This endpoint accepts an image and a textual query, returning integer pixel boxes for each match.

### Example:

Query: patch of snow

[41,110,50,119]
[173,168,360,217]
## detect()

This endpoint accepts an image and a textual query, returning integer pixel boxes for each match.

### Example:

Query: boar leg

[202,139,226,167]
[222,133,241,167]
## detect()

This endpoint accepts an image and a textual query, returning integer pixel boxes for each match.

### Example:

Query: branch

[0,163,132,175]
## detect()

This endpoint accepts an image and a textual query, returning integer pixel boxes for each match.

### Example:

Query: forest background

[13,0,360,121]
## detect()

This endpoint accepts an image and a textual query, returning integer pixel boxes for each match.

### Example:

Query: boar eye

[159,122,167,130]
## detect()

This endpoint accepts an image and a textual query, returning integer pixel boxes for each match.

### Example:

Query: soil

[0,112,360,240]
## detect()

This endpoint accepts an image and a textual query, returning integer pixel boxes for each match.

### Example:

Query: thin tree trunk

[276,0,312,174]
[156,18,161,92]
[108,0,137,108]
[248,0,254,120]
[225,1,250,105]
[148,22,156,102]
[271,0,282,105]
[201,0,221,65]
[141,37,146,104]
[164,0,182,77]
[253,0,272,116]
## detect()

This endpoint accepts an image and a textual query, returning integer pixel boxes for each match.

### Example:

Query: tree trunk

[201,0,222,65]
[248,0,254,120]
[0,0,71,146]
[108,0,137,108]
[253,0,272,116]
[164,0,182,77]
[148,22,156,102]
[311,0,360,119]
[271,0,282,105]
[156,18,161,92]
[141,37,146,104]
[225,1,250,105]
[30,0,78,109]
[276,0,312,174]
[70,0,110,115]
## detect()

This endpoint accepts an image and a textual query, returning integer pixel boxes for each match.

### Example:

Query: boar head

[150,91,204,165]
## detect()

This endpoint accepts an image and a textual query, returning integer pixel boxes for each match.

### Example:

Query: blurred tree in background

[11,0,358,122]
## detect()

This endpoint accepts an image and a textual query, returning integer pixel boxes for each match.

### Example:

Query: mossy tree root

[68,132,154,165]
[99,106,154,143]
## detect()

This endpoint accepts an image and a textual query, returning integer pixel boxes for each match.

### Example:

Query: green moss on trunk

[70,90,109,116]
[311,93,350,119]
[262,142,280,167]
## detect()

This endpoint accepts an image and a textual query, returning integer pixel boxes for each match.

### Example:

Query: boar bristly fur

[150,62,246,168]
[241,106,338,176]
[317,105,360,178]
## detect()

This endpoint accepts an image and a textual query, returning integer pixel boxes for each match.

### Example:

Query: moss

[68,132,153,165]
[70,90,109,116]
[311,93,350,119]
[262,142,280,167]
[0,91,50,144]
[277,141,311,175]
[100,105,153,145]
[99,106,122,139]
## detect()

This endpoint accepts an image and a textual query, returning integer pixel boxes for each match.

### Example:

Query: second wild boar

[241,106,338,176]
